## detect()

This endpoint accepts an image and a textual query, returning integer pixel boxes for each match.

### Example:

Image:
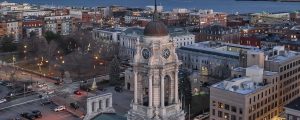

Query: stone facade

[84,93,115,120]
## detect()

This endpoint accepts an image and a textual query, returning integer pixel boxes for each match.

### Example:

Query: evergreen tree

[1,35,17,52]
[178,72,192,109]
[109,56,121,85]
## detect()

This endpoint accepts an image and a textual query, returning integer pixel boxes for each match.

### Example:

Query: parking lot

[0,99,80,120]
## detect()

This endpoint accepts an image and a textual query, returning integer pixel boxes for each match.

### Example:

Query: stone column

[102,98,105,109]
[149,74,153,107]
[95,100,99,111]
[175,70,179,103]
[161,74,165,107]
[87,100,92,114]
[134,71,138,104]
[109,97,113,107]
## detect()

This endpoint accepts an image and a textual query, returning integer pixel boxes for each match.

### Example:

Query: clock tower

[127,0,185,120]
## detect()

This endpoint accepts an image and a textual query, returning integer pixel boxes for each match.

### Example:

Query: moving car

[0,98,7,103]
[54,105,66,112]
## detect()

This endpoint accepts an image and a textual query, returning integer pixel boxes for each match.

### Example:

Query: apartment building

[210,46,300,120]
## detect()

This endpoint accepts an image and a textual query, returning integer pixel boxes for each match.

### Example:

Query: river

[6,0,300,13]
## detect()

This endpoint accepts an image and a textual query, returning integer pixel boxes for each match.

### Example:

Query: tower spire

[153,0,158,21]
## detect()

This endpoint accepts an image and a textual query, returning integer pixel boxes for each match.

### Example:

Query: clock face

[142,48,151,59]
[162,49,170,59]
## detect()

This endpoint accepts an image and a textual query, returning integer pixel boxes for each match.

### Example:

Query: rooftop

[212,65,276,95]
[179,41,258,59]
[285,97,300,111]
[212,77,264,94]
[266,49,299,63]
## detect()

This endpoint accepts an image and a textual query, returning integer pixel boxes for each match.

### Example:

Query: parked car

[114,86,123,92]
[41,100,53,105]
[32,110,42,118]
[54,105,66,112]
[0,98,6,103]
[37,83,47,88]
[46,90,54,95]
[73,90,81,95]
[54,82,62,85]
[7,92,14,97]
[70,102,79,109]
[20,112,35,120]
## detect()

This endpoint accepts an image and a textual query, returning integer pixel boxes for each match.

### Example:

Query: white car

[46,90,54,95]
[0,98,7,104]
[37,83,47,88]
[54,105,66,112]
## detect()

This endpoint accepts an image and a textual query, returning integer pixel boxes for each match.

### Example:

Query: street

[0,98,79,120]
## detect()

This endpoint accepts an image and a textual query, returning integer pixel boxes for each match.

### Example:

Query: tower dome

[144,20,168,36]
[143,0,168,37]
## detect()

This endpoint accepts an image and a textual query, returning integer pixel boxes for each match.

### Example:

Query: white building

[118,27,195,60]
[6,21,21,41]
[23,10,51,17]
[92,28,122,43]
[172,8,190,14]
[177,41,258,78]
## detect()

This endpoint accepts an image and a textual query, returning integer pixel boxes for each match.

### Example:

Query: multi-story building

[189,9,227,28]
[118,27,195,60]
[284,97,300,120]
[210,46,300,120]
[290,12,300,24]
[92,28,123,43]
[0,22,7,38]
[6,20,22,41]
[169,28,195,48]
[44,15,73,35]
[177,41,257,78]
[196,25,240,44]
[22,10,51,17]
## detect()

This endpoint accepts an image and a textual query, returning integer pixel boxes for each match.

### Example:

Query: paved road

[0,99,80,120]
[0,84,9,98]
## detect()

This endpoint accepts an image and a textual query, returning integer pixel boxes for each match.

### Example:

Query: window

[239,108,243,114]
[218,111,223,118]
[231,115,236,120]
[231,106,237,112]
[224,113,229,120]
[225,104,230,110]
[218,102,224,108]
[212,109,215,115]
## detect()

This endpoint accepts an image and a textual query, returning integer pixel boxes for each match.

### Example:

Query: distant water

[5,0,300,13]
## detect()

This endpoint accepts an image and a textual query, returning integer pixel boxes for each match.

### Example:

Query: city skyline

[0,0,300,120]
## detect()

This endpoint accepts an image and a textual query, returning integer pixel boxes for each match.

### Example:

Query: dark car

[41,100,53,105]
[114,86,123,92]
[70,102,79,110]
[54,82,62,85]
[32,110,42,118]
[20,112,35,120]
[73,90,82,95]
